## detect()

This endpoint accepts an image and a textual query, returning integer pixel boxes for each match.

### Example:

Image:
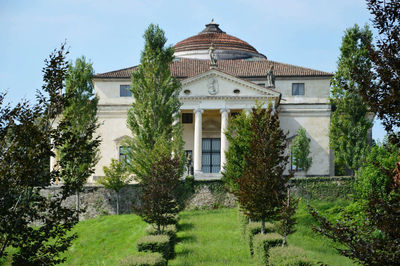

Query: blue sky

[0,0,387,141]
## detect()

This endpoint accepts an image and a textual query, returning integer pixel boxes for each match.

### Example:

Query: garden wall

[42,177,353,220]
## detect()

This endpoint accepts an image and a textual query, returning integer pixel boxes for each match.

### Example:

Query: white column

[193,108,203,173]
[220,108,230,170]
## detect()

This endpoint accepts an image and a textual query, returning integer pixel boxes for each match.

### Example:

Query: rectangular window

[292,83,305,96]
[120,85,132,97]
[182,113,193,124]
[202,138,221,173]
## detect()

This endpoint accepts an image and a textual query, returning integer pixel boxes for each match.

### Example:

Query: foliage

[246,222,276,255]
[253,233,283,265]
[291,127,312,173]
[137,235,173,260]
[291,177,354,201]
[118,253,166,266]
[330,24,373,174]
[350,0,400,146]
[0,44,99,264]
[134,145,181,234]
[146,224,177,244]
[238,207,249,239]
[268,246,314,266]
[278,194,299,247]
[222,110,251,193]
[125,24,184,182]
[354,143,398,201]
[98,159,131,214]
[235,104,291,233]
[310,156,400,265]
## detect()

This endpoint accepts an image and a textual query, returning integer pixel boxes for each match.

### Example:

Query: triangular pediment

[180,69,280,99]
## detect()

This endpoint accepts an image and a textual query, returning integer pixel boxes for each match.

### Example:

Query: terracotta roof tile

[94,58,333,79]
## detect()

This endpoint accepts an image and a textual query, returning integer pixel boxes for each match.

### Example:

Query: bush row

[246,222,277,255]
[119,221,178,265]
[118,252,166,266]
[242,217,315,265]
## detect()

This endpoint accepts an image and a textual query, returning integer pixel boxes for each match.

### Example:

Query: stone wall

[41,177,353,221]
[42,180,236,220]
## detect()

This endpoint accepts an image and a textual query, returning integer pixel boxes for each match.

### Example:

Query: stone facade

[85,21,334,182]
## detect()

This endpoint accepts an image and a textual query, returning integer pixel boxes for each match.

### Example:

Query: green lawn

[57,200,355,265]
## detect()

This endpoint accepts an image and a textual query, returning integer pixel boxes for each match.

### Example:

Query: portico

[179,69,280,178]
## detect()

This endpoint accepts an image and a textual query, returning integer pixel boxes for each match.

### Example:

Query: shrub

[146,224,177,244]
[118,252,166,266]
[137,235,173,260]
[246,222,276,255]
[269,246,314,266]
[253,233,283,264]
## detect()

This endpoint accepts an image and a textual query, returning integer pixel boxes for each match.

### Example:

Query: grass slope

[62,214,147,265]
[288,200,355,266]
[170,208,253,265]
[58,200,354,265]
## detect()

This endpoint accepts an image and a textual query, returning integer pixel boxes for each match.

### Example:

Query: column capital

[220,108,230,114]
[194,108,204,114]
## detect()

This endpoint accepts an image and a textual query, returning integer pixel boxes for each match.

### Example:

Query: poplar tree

[222,110,251,193]
[329,25,373,175]
[59,56,100,214]
[125,24,184,181]
[125,24,184,232]
[235,104,291,234]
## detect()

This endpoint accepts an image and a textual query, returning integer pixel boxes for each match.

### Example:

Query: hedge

[268,246,315,266]
[253,233,283,265]
[146,224,177,244]
[246,222,277,255]
[118,252,166,266]
[137,235,173,260]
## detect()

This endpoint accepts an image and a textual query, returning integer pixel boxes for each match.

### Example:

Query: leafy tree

[125,24,184,232]
[0,44,99,264]
[291,127,312,175]
[310,156,400,265]
[351,0,400,146]
[59,56,99,214]
[277,192,299,247]
[222,110,251,193]
[355,142,398,202]
[98,159,131,215]
[125,24,184,182]
[134,143,181,234]
[235,104,292,234]
[330,24,373,175]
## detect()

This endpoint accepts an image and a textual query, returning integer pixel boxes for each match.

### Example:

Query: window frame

[182,113,193,124]
[292,83,305,96]
[120,85,132,97]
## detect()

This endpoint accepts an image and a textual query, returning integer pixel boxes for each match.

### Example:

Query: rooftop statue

[209,43,217,67]
[266,65,275,87]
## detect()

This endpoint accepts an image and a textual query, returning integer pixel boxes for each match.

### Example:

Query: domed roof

[174,20,265,60]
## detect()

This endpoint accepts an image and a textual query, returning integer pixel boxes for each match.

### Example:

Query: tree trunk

[261,219,265,234]
[76,191,80,219]
[116,191,119,215]
[282,234,287,247]
[157,224,161,235]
